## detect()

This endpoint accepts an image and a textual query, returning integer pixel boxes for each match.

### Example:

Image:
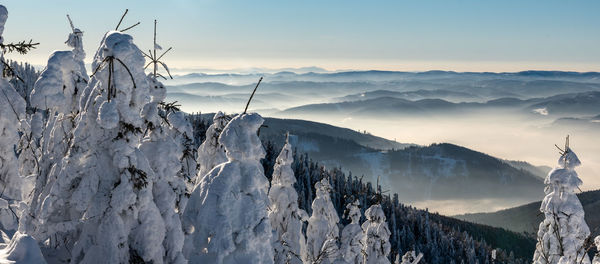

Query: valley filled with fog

[166,70,600,214]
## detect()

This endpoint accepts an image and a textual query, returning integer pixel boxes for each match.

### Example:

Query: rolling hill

[196,115,546,207]
[454,189,600,236]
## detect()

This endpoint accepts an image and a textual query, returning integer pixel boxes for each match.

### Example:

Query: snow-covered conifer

[268,134,308,264]
[166,109,197,190]
[305,178,340,264]
[362,203,392,264]
[32,31,171,263]
[195,111,229,183]
[21,17,89,237]
[139,77,187,264]
[533,138,590,264]
[0,5,28,227]
[183,113,273,264]
[399,251,423,264]
[340,199,363,264]
[592,236,600,264]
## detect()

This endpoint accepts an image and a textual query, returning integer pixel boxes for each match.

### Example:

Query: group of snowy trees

[0,5,194,263]
[0,6,414,263]
[1,4,600,264]
[184,114,408,263]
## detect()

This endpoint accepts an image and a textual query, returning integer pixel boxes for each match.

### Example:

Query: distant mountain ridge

[454,190,600,237]
[278,91,600,118]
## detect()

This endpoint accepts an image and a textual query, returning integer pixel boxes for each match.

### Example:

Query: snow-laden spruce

[0,4,28,233]
[362,203,392,264]
[166,109,197,193]
[22,24,89,235]
[31,31,175,263]
[0,60,27,203]
[195,111,229,183]
[340,199,363,264]
[139,77,187,264]
[183,113,273,264]
[592,236,600,264]
[305,178,340,264]
[533,143,590,264]
[268,134,308,264]
[398,251,423,264]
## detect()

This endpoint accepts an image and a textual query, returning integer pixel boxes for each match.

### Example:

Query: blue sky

[3,0,599,72]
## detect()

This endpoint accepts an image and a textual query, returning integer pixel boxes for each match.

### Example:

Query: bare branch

[243,77,263,114]
[115,9,129,30]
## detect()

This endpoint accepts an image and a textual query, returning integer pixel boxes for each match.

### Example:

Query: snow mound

[0,232,46,264]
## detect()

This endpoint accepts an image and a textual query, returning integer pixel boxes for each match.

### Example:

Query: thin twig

[113,57,137,88]
[243,77,263,114]
[115,9,129,30]
[66,14,75,32]
[120,22,140,32]
[1,59,24,82]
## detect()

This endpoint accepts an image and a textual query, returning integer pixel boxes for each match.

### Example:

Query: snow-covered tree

[592,236,600,264]
[268,134,308,264]
[31,31,172,263]
[167,109,197,191]
[362,203,392,264]
[340,199,363,264]
[183,113,273,264]
[139,77,187,264]
[23,23,89,235]
[398,251,423,264]
[0,5,28,232]
[195,111,229,183]
[533,138,591,264]
[305,178,340,264]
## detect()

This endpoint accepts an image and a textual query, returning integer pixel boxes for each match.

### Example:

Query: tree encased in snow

[340,199,363,264]
[305,178,340,264]
[166,108,197,191]
[362,203,392,264]
[195,111,229,184]
[22,23,89,235]
[268,134,308,264]
[183,113,273,264]
[30,31,175,263]
[592,236,600,264]
[533,139,591,264]
[139,77,187,264]
[398,251,423,264]
[0,5,28,232]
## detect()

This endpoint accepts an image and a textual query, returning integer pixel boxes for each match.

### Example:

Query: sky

[2,0,600,72]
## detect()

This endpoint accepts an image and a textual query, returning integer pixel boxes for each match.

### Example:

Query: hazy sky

[3,0,600,72]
